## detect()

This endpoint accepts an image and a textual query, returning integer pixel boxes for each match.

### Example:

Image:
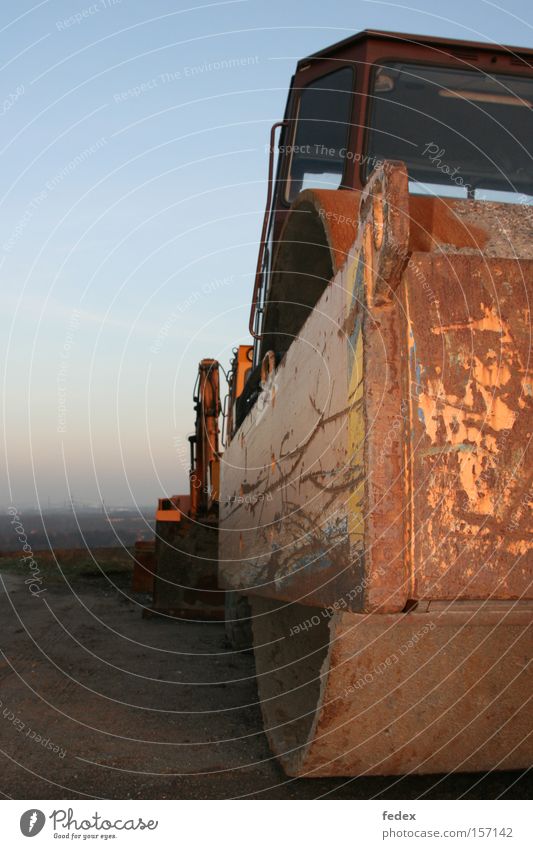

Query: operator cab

[236,29,533,430]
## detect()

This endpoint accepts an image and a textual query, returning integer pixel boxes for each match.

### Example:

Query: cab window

[285,67,354,203]
[365,62,533,200]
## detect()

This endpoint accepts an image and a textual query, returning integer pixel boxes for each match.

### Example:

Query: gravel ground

[0,564,530,800]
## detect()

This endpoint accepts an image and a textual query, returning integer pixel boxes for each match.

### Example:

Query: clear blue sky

[1,0,532,509]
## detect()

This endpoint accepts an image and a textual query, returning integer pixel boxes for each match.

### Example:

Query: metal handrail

[248,120,288,339]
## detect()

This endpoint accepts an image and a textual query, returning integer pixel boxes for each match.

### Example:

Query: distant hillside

[0,508,155,552]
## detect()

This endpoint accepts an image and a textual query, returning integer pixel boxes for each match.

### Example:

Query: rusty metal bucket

[219,161,532,774]
[252,599,532,776]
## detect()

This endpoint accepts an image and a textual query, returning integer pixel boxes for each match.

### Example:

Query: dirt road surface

[0,563,530,799]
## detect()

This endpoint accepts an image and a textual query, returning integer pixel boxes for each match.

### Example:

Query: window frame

[282,65,356,205]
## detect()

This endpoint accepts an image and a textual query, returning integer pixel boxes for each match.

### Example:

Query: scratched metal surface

[219,165,532,610]
[219,169,411,611]
[251,600,533,776]
[405,253,533,600]
[219,243,366,610]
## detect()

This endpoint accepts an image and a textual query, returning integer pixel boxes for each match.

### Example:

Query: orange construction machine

[163,30,533,776]
[150,359,224,619]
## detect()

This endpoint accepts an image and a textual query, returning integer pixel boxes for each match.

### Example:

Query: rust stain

[406,252,532,600]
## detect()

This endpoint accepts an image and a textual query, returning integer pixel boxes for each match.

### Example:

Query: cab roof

[298,28,533,67]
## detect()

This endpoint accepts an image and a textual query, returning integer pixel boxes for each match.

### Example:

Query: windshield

[365,62,533,200]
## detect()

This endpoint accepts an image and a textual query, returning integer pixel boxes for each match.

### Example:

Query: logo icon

[20,810,46,837]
